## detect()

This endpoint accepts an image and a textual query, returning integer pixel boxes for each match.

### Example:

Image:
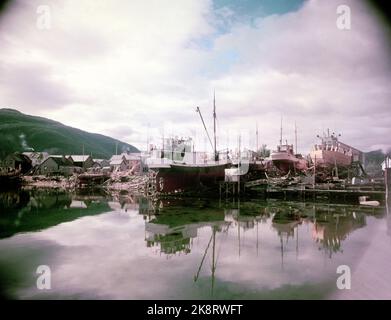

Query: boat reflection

[142,200,384,256]
[0,189,388,299]
[143,199,228,257]
[139,198,385,295]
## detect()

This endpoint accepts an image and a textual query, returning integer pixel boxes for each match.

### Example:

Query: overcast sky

[1,0,390,153]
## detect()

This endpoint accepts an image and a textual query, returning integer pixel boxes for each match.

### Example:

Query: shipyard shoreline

[21,173,150,194]
[1,132,390,204]
[17,170,388,206]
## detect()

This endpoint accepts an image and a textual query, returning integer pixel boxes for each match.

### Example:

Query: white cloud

[210,0,391,152]
[0,0,390,153]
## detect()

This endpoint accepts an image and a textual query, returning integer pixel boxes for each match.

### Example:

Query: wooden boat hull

[153,163,230,193]
[271,150,307,174]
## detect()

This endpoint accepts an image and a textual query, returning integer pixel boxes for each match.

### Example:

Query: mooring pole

[213,91,218,161]
[385,156,391,197]
[385,157,390,239]
[294,121,297,155]
[313,154,316,189]
[238,135,241,195]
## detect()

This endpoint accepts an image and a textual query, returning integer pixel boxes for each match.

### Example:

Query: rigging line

[214,222,231,269]
[196,106,214,152]
[194,233,214,282]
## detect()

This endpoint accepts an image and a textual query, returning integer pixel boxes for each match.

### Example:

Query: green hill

[0,108,138,159]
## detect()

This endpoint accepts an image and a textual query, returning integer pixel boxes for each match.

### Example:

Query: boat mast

[280,116,283,145]
[295,122,297,155]
[213,91,217,161]
[146,123,150,152]
[162,128,165,162]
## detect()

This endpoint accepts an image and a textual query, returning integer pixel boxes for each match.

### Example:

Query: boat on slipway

[270,144,308,174]
[145,94,231,193]
[270,121,307,174]
[309,130,363,167]
[146,137,230,193]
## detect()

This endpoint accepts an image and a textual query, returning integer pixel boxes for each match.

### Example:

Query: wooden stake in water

[313,154,316,188]
[385,156,390,196]
[294,122,297,155]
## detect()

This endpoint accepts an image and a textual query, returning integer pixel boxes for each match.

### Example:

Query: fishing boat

[146,137,230,193]
[309,130,362,167]
[270,121,307,174]
[271,144,308,173]
[145,94,231,193]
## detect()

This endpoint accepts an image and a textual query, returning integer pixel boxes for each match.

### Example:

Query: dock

[219,177,387,204]
[265,186,385,203]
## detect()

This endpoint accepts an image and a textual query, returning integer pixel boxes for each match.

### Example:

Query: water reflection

[141,199,381,260]
[0,189,110,239]
[0,189,389,299]
[136,197,386,297]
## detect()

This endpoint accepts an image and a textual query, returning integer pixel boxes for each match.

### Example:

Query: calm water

[0,189,390,299]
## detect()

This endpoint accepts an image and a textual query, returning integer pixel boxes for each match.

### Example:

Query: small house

[110,153,141,173]
[1,152,32,174]
[93,159,110,168]
[110,158,128,172]
[123,153,142,173]
[67,155,94,169]
[110,154,126,163]
[36,156,79,176]
[22,151,49,167]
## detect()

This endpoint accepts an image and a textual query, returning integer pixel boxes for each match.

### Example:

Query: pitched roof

[110,155,124,161]
[93,159,109,163]
[5,152,32,163]
[110,159,125,165]
[22,152,34,157]
[110,153,141,161]
[68,155,91,162]
[43,156,72,166]
[123,153,141,161]
[23,151,49,157]
[22,152,49,162]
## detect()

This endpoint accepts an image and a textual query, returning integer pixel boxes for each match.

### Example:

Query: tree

[259,144,270,158]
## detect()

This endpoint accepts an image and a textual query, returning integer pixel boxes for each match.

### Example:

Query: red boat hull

[153,163,229,193]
